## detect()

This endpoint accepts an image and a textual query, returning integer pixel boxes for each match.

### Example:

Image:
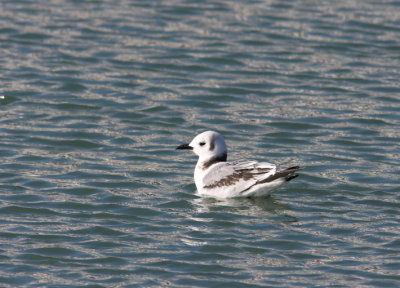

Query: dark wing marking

[204,167,272,189]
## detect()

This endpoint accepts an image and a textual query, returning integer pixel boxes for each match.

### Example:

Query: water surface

[0,0,399,287]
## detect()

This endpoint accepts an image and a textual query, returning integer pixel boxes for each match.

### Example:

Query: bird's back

[196,160,277,198]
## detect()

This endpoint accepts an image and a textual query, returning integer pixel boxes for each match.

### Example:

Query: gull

[176,131,300,198]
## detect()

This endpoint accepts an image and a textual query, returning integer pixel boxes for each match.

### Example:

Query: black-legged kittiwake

[176,131,300,198]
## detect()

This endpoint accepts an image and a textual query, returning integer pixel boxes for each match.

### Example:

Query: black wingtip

[286,166,301,171]
[285,174,299,182]
[257,166,301,185]
[283,166,301,182]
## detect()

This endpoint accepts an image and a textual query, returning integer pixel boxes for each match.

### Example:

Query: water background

[0,0,399,287]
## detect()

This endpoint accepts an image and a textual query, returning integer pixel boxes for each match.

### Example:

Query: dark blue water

[0,0,399,287]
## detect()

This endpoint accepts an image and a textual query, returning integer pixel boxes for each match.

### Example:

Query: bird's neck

[197,153,227,170]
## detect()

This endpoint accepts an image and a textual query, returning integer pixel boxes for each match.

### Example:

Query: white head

[176,131,228,163]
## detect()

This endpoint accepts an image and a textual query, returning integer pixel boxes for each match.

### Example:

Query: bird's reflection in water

[190,194,298,224]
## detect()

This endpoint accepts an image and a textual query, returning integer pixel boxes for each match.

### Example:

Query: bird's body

[176,131,300,198]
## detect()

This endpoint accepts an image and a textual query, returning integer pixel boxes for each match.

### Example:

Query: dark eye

[199,142,206,146]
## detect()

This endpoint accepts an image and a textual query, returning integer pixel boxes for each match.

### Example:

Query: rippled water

[0,0,399,287]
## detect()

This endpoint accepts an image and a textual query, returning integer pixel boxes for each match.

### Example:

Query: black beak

[176,143,193,150]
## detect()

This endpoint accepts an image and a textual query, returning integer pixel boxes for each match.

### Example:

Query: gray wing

[202,160,276,195]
